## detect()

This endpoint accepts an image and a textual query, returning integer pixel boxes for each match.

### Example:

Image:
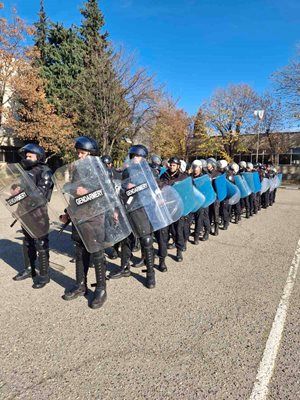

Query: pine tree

[70,0,130,154]
[34,0,48,64]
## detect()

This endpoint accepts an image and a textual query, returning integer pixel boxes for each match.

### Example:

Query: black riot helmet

[128,144,148,159]
[75,136,99,156]
[18,143,46,162]
[151,154,162,166]
[101,155,113,165]
[168,156,181,165]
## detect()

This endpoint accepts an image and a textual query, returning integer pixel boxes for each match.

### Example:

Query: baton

[10,219,18,228]
[58,219,71,234]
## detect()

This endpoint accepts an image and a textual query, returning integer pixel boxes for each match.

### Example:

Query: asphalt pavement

[0,188,299,400]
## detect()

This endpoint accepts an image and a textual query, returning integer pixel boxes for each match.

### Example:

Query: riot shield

[191,186,206,212]
[252,171,262,193]
[159,166,167,177]
[121,158,183,236]
[277,173,283,187]
[53,156,132,253]
[260,177,270,194]
[226,180,241,205]
[234,175,252,198]
[193,174,216,208]
[0,163,50,238]
[160,185,184,223]
[269,177,277,192]
[241,172,255,193]
[214,173,227,202]
[172,177,200,216]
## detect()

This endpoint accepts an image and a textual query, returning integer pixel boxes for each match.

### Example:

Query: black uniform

[207,169,221,235]
[13,160,53,288]
[160,168,187,261]
[192,172,210,243]
[62,162,107,308]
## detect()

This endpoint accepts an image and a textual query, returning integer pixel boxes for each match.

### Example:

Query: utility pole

[254,110,265,163]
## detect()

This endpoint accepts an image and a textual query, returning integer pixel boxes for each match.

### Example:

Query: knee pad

[140,235,153,249]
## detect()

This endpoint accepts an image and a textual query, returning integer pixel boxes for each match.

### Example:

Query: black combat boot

[246,210,250,218]
[90,251,107,309]
[214,223,219,236]
[194,236,200,245]
[142,236,155,289]
[223,221,229,230]
[109,264,131,278]
[176,248,183,262]
[158,257,167,272]
[167,241,176,249]
[63,245,87,300]
[13,241,36,281]
[32,249,50,289]
[132,258,145,268]
[201,230,209,241]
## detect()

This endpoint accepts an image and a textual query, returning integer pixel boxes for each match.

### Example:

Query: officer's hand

[76,186,88,196]
[59,213,69,224]
[113,211,119,223]
[127,183,135,189]
[10,185,21,196]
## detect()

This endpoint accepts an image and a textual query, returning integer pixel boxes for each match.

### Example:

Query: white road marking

[249,237,300,400]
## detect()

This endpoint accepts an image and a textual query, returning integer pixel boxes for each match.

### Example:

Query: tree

[189,108,224,159]
[273,45,300,121]
[150,97,191,159]
[0,2,33,130]
[0,2,74,157]
[34,2,84,114]
[201,84,258,158]
[66,0,133,154]
[256,92,290,163]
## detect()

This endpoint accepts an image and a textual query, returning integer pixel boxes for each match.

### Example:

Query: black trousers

[219,199,230,224]
[154,227,168,259]
[194,207,210,237]
[209,200,220,225]
[22,227,49,268]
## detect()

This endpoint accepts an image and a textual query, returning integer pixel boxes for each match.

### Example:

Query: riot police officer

[160,156,187,262]
[110,145,156,289]
[13,144,53,289]
[190,160,210,244]
[206,157,221,235]
[228,163,242,223]
[239,160,251,218]
[60,137,107,309]
[216,159,230,230]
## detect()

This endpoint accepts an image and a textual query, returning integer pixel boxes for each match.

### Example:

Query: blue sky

[2,0,300,115]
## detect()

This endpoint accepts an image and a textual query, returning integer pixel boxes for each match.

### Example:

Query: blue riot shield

[241,172,255,193]
[191,186,206,212]
[252,171,261,193]
[277,173,283,187]
[214,173,227,202]
[173,177,199,216]
[193,174,216,208]
[226,180,241,205]
[159,166,167,177]
[234,175,252,198]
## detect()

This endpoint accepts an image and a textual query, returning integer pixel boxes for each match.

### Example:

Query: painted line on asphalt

[249,237,300,400]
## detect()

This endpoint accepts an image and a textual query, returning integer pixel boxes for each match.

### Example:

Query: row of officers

[3,137,280,310]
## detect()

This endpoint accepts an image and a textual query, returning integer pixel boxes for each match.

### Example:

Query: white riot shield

[0,163,50,238]
[260,177,270,194]
[269,177,277,192]
[52,156,132,253]
[121,158,182,237]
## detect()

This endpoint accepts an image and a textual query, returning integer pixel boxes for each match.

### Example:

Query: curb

[279,186,300,190]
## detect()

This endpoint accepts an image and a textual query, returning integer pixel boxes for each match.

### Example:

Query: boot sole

[62,291,87,301]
